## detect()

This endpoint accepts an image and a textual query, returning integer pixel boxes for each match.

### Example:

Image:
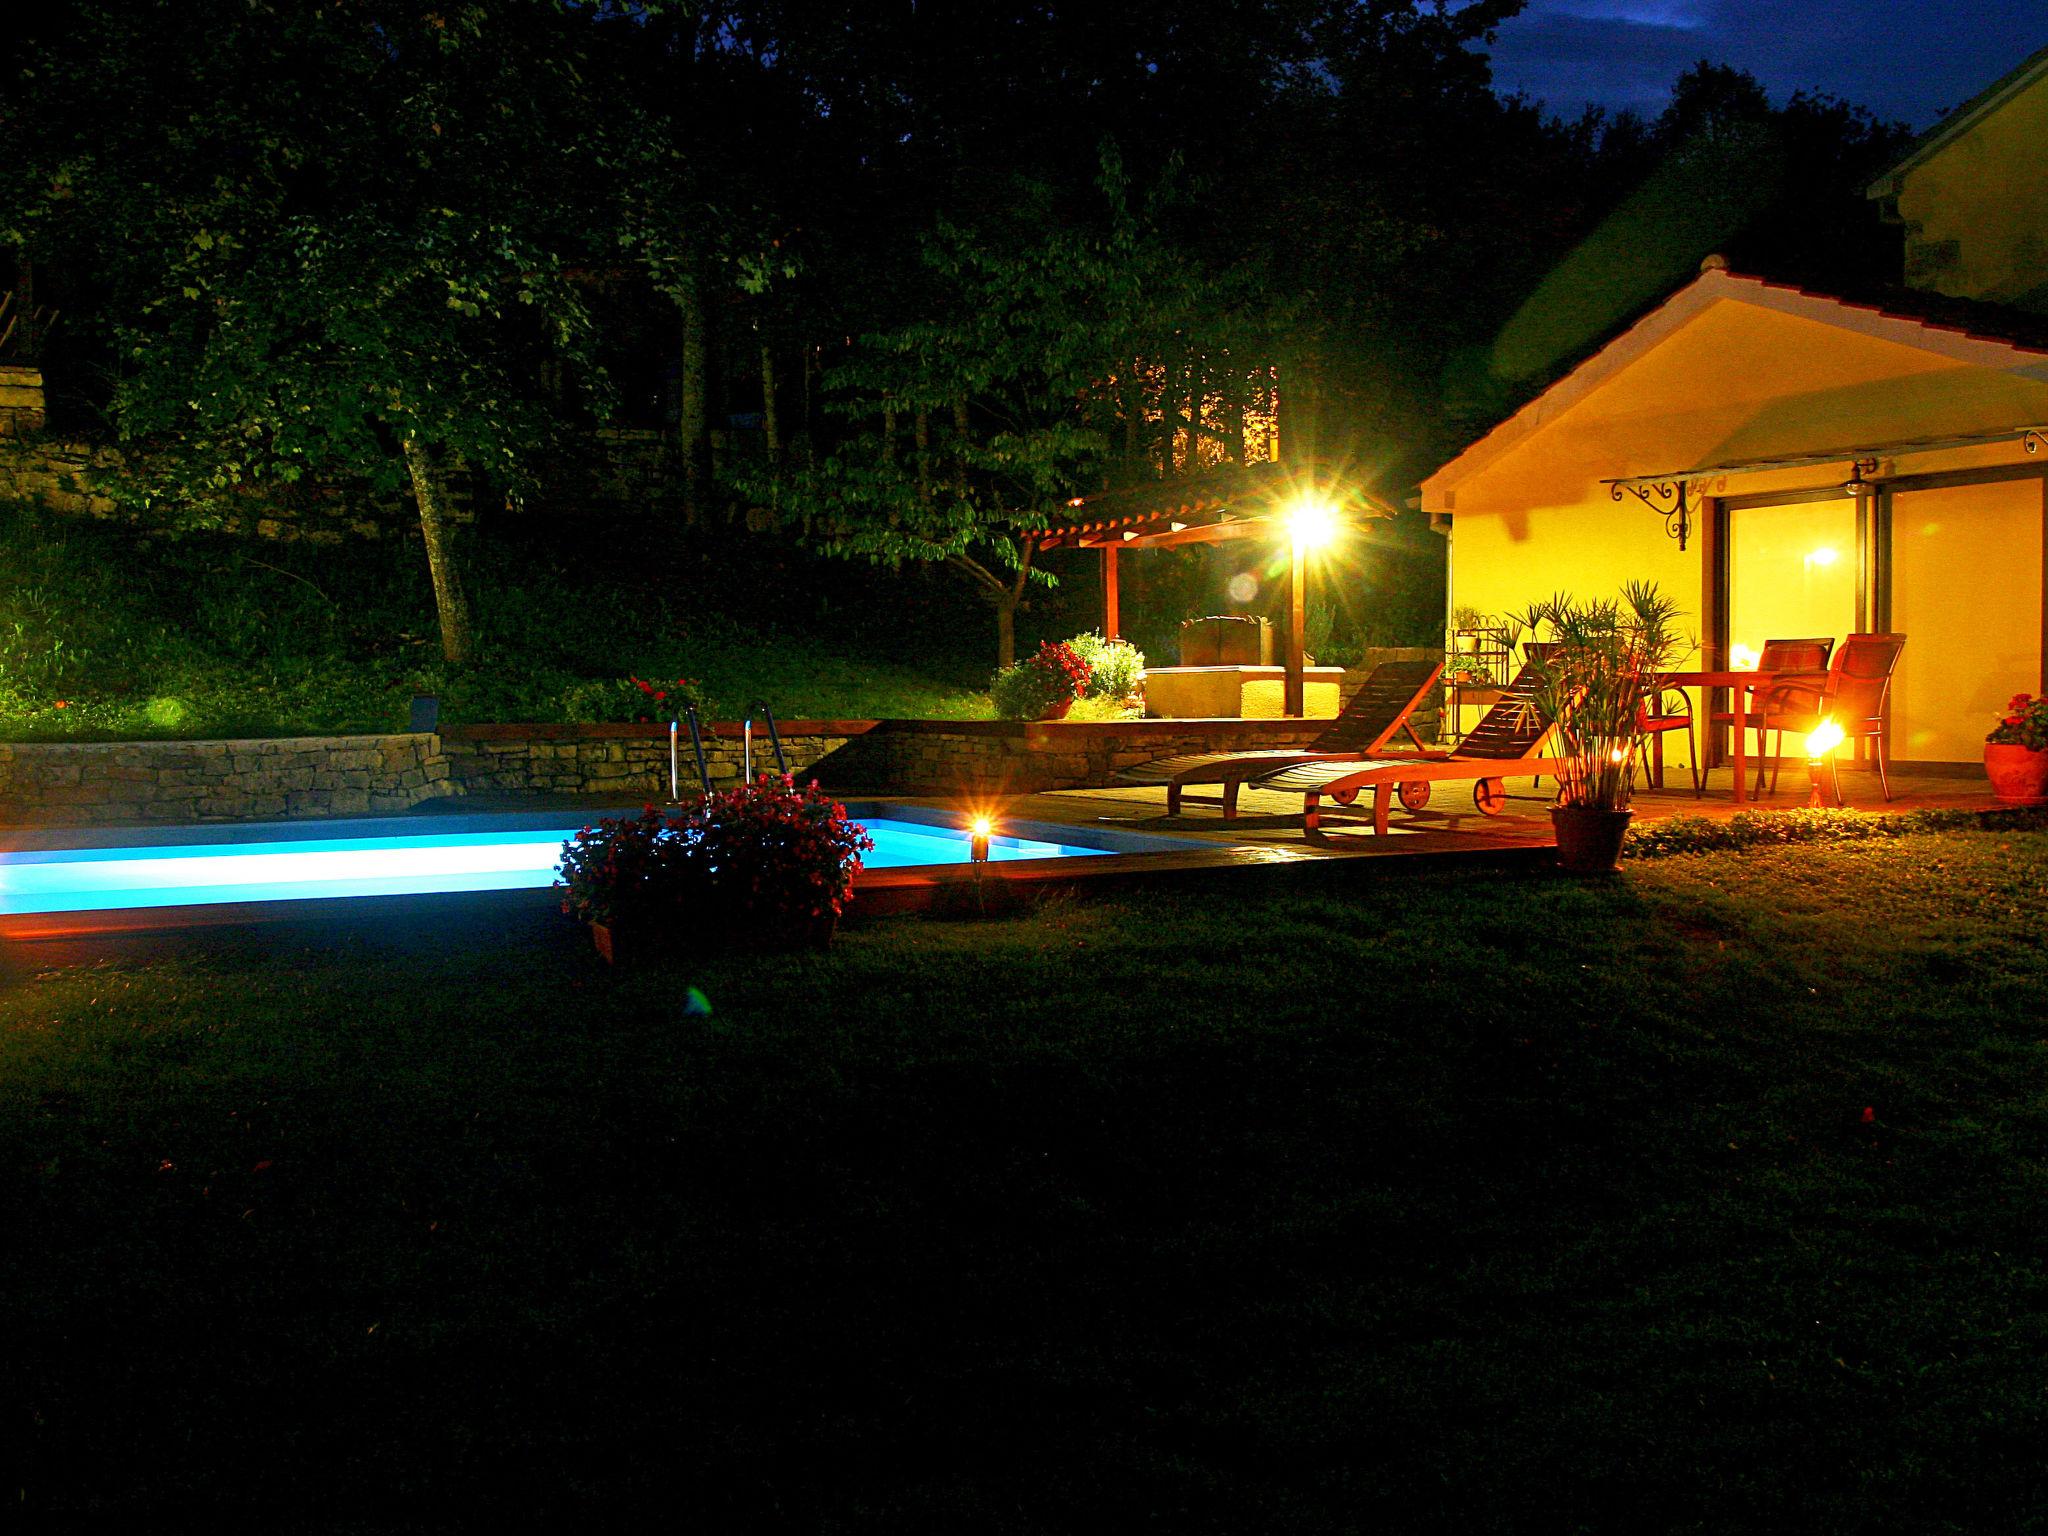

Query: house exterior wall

[1891,66,2048,310]
[1433,298,2048,766]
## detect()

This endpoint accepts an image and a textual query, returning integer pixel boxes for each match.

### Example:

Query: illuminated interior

[1727,497,1858,674]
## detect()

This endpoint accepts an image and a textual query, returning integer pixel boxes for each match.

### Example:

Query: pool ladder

[743,699,787,782]
[670,702,786,802]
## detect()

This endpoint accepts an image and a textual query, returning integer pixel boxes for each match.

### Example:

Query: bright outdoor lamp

[969,816,993,864]
[1286,496,1340,550]
[1805,718,1846,807]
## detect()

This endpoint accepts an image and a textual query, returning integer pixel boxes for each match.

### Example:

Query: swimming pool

[0,810,1146,917]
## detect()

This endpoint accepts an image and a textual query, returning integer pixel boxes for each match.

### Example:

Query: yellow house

[1423,261,2048,770]
[1428,44,2048,775]
[1867,42,2048,311]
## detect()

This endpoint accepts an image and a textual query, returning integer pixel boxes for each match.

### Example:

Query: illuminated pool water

[0,817,1114,916]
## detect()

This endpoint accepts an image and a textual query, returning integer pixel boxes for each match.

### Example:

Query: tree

[738,152,1280,667]
[1,0,619,664]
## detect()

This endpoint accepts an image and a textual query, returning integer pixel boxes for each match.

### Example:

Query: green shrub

[142,696,196,731]
[990,641,1093,720]
[1065,631,1145,701]
[1624,805,2048,859]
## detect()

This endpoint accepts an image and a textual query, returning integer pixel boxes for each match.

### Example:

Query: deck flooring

[963,766,2014,862]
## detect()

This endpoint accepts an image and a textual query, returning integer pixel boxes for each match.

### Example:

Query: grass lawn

[4,830,2047,1529]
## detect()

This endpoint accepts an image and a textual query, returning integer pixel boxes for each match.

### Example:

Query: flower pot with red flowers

[681,774,874,949]
[555,805,705,961]
[989,640,1094,722]
[1985,693,2048,804]
[556,779,873,962]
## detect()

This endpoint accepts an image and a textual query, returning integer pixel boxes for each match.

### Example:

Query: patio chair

[1637,686,1700,795]
[1251,658,1564,843]
[1706,636,1835,794]
[1117,657,1443,818]
[1749,633,1906,802]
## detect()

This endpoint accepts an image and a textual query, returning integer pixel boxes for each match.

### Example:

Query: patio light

[1805,718,1846,807]
[969,816,993,864]
[1286,496,1340,551]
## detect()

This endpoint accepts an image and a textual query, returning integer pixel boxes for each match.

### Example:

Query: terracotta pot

[589,920,627,964]
[1550,805,1633,875]
[1984,742,2048,804]
[1036,696,1075,722]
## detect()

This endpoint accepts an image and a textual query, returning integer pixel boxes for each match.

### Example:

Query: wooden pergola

[1022,461,1398,716]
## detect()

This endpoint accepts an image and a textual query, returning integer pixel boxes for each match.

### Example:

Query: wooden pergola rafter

[1022,462,1399,716]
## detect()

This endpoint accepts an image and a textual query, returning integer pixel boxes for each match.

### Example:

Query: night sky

[1484,0,2045,129]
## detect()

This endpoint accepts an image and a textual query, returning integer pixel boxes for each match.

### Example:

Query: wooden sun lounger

[1117,658,1442,818]
[1255,751,1566,843]
[1252,657,1562,843]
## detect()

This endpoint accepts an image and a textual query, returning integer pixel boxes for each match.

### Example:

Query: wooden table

[1657,670,1770,804]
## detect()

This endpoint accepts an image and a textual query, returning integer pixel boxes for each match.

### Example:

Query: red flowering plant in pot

[680,774,876,948]
[555,806,706,963]
[1984,692,2048,804]
[556,779,874,961]
[989,640,1093,721]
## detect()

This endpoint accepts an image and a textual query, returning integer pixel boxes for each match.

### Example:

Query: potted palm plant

[1512,582,1688,874]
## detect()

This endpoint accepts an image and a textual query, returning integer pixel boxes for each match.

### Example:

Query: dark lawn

[3,833,2047,1531]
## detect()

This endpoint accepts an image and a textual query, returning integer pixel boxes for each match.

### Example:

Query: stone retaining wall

[807,718,1329,796]
[439,722,860,798]
[0,705,1415,825]
[0,734,454,824]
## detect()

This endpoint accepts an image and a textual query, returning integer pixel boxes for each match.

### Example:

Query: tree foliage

[2,0,620,661]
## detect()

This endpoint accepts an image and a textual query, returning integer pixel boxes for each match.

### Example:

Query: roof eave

[1864,41,2048,200]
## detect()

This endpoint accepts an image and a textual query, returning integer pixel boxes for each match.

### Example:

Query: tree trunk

[882,403,897,464]
[402,437,474,666]
[759,339,781,460]
[676,253,710,525]
[995,594,1016,670]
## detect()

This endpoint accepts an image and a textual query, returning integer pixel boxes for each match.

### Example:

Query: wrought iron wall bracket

[1609,479,1692,551]
[2025,428,2046,456]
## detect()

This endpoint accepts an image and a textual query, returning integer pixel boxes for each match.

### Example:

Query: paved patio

[968,765,2012,861]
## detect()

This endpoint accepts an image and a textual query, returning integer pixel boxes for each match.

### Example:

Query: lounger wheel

[1330,787,1359,806]
[1473,778,1507,815]
[1397,781,1431,811]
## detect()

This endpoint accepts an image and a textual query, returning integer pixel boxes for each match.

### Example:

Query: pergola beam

[1024,463,1398,716]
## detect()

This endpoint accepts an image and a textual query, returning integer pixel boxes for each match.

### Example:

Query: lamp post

[1284,497,1339,718]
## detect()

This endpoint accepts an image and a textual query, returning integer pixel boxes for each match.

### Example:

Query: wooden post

[1102,544,1120,638]
[1286,538,1305,717]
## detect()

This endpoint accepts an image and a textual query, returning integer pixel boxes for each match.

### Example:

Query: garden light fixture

[969,816,993,864]
[1806,718,1846,807]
